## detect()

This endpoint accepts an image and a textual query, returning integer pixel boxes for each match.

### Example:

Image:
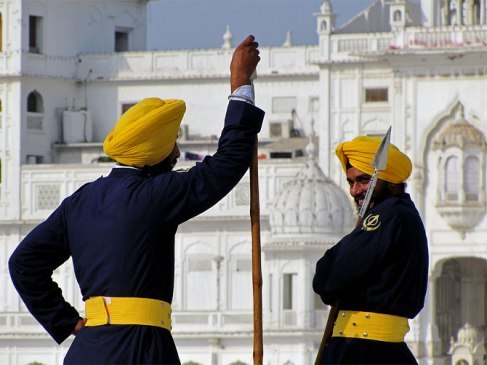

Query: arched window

[0,12,3,52]
[464,156,479,201]
[230,254,252,310]
[445,156,460,200]
[393,10,402,21]
[185,254,215,310]
[0,98,2,184]
[27,90,43,113]
[431,102,486,236]
[450,8,458,25]
[321,20,327,31]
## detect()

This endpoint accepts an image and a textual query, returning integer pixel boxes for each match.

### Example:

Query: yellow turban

[103,98,186,167]
[335,136,412,183]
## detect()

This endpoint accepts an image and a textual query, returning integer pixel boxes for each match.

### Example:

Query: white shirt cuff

[228,85,255,105]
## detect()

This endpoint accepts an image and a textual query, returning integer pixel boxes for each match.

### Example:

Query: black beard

[355,182,392,211]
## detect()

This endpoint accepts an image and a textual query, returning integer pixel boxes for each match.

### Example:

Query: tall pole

[249,72,263,365]
[250,142,263,365]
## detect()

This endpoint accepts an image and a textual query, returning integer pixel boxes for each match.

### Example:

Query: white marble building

[0,0,486,364]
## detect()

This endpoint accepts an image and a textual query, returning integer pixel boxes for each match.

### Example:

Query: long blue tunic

[9,100,264,364]
[313,193,429,364]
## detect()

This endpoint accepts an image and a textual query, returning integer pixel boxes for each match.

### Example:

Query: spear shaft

[249,72,263,365]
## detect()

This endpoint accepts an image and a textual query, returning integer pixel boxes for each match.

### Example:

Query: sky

[146,0,378,50]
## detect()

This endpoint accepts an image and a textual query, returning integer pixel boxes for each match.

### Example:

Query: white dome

[270,139,354,235]
[320,0,333,14]
[457,323,479,344]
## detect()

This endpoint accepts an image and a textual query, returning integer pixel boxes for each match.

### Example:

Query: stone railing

[19,160,304,221]
[172,311,253,334]
[0,50,77,79]
[20,164,113,221]
[330,32,394,60]
[3,25,487,80]
[405,25,487,49]
[78,45,320,81]
[0,308,327,338]
[321,25,487,62]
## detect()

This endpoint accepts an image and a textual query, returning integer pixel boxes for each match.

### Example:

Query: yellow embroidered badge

[362,214,381,231]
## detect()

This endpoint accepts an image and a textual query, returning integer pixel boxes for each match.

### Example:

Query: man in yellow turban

[335,136,413,210]
[9,35,264,364]
[313,135,429,364]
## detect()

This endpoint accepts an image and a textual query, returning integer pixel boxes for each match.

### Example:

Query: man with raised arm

[9,35,263,364]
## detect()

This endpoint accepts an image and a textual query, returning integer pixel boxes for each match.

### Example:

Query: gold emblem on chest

[362,214,381,231]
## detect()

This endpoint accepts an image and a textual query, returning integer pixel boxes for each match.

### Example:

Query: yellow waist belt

[85,296,172,331]
[332,310,409,343]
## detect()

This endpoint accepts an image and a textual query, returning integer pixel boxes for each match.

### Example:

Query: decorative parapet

[0,50,78,79]
[78,45,320,82]
[313,25,487,64]
[19,160,304,221]
[5,25,487,79]
[404,26,487,49]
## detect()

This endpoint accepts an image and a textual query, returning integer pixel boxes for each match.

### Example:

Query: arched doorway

[435,257,487,355]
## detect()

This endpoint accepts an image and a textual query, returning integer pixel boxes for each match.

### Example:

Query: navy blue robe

[313,193,429,364]
[9,100,264,364]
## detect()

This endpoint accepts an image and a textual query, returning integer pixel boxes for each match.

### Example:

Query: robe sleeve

[9,204,82,344]
[150,100,264,225]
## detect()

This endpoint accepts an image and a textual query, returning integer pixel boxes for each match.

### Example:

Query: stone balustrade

[19,160,304,222]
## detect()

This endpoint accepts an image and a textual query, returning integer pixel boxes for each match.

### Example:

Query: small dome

[457,323,479,344]
[435,122,486,149]
[320,0,333,14]
[433,105,486,149]
[270,138,354,235]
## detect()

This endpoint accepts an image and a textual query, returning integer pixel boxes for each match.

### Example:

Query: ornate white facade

[0,1,486,364]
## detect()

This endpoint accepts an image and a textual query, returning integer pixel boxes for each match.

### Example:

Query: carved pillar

[465,0,475,25]
[424,270,442,359]
[441,0,451,25]
[458,0,464,25]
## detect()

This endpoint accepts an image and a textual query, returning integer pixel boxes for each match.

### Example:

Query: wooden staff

[250,140,263,365]
[249,70,263,365]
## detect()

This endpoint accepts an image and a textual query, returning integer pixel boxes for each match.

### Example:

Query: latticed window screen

[464,156,480,201]
[272,96,296,113]
[186,255,214,309]
[187,257,212,272]
[234,183,250,206]
[445,156,460,200]
[231,257,252,309]
[36,185,60,210]
[283,273,297,310]
[235,258,251,272]
[27,115,43,130]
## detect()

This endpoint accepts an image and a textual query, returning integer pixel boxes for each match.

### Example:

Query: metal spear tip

[372,126,391,171]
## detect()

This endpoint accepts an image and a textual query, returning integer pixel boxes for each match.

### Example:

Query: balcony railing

[321,25,487,63]
[19,160,304,221]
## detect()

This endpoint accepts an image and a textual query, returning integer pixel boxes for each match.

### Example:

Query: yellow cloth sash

[85,296,171,331]
[332,310,409,343]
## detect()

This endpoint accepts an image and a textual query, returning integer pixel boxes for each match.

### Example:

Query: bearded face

[346,166,395,211]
